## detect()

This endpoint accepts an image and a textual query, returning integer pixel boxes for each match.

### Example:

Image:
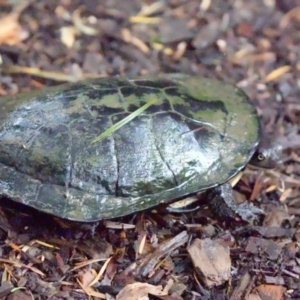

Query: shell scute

[0,75,260,221]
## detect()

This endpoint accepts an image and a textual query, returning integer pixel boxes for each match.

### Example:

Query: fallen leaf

[0,12,28,45]
[254,284,286,300]
[116,282,167,300]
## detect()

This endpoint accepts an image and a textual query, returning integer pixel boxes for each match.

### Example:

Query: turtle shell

[0,74,260,221]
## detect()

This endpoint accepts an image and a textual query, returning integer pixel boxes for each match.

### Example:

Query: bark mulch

[0,0,300,299]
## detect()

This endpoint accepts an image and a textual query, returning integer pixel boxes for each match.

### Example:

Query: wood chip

[245,237,282,260]
[132,231,189,277]
[187,238,231,287]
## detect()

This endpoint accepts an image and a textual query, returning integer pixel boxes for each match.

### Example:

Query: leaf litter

[0,1,300,299]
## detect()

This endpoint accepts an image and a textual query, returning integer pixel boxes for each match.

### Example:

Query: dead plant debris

[0,0,300,299]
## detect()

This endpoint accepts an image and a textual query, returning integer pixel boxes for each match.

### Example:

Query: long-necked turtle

[0,74,280,222]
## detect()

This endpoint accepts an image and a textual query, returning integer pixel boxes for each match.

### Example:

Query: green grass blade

[92,98,157,144]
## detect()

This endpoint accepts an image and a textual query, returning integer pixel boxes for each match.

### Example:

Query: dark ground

[0,1,300,299]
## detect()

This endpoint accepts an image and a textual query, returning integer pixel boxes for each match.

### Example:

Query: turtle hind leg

[207,182,265,223]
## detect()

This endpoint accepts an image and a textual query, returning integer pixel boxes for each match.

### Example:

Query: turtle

[0,74,280,222]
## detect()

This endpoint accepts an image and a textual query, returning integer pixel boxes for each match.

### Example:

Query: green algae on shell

[0,74,261,221]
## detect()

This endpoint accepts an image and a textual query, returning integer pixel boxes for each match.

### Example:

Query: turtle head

[250,136,282,169]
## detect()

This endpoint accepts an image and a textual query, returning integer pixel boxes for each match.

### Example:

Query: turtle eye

[257,153,265,161]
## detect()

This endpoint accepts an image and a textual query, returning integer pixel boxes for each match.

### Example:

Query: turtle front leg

[207,182,265,223]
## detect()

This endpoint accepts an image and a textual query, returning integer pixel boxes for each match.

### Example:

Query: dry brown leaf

[79,269,97,288]
[129,16,161,24]
[77,278,106,299]
[263,204,291,227]
[72,7,98,35]
[135,232,148,259]
[60,26,78,48]
[135,1,164,17]
[254,284,286,300]
[173,41,187,60]
[31,239,60,249]
[88,257,112,287]
[116,282,167,300]
[0,12,28,45]
[250,172,264,201]
[70,258,108,271]
[246,294,262,300]
[2,64,102,82]
[264,66,291,83]
[121,28,150,53]
[0,258,45,277]
[152,42,173,55]
[279,188,292,202]
[280,6,300,29]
